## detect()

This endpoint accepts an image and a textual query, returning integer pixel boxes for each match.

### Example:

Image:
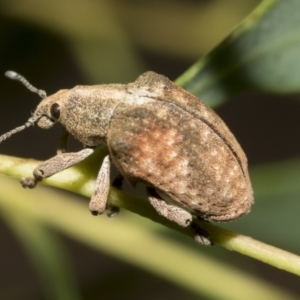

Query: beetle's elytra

[0,71,253,245]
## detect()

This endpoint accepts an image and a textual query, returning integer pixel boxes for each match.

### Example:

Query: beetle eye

[50,103,60,120]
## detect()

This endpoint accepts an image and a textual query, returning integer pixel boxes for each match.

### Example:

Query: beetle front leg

[89,154,111,216]
[21,148,95,188]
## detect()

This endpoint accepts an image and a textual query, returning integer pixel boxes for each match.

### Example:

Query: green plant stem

[1,175,296,300]
[0,153,300,277]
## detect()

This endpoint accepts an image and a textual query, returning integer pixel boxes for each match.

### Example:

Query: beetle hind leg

[146,187,192,227]
[147,187,212,245]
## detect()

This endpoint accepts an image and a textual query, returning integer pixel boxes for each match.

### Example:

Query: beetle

[0,70,253,244]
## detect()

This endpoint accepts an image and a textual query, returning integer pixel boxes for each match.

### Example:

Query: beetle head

[0,71,69,144]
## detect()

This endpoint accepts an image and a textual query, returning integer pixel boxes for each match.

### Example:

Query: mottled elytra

[0,70,254,245]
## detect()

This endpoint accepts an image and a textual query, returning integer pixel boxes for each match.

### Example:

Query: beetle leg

[21,147,95,188]
[112,172,124,189]
[147,187,212,245]
[191,222,212,246]
[146,187,192,227]
[106,173,123,218]
[57,127,69,154]
[89,154,111,216]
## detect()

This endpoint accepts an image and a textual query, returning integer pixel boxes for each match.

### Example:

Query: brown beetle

[0,71,253,244]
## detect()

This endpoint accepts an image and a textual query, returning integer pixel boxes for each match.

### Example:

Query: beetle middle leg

[89,154,111,216]
[89,156,121,218]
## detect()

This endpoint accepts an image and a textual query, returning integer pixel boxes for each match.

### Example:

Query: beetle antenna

[5,70,47,99]
[0,118,35,144]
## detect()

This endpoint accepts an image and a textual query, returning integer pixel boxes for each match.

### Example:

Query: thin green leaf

[177,0,300,107]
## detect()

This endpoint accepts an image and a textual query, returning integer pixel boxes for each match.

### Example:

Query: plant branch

[0,152,300,276]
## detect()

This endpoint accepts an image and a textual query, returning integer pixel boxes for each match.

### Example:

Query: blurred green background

[0,0,300,299]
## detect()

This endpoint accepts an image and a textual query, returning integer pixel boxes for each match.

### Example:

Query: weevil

[0,70,253,245]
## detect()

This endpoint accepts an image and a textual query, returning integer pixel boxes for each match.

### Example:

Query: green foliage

[0,0,300,299]
[177,0,300,106]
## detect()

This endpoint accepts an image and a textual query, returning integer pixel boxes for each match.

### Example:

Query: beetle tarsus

[107,205,120,218]
[191,223,213,246]
[20,177,38,189]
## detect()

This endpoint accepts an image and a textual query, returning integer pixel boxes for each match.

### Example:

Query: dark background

[0,1,299,299]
